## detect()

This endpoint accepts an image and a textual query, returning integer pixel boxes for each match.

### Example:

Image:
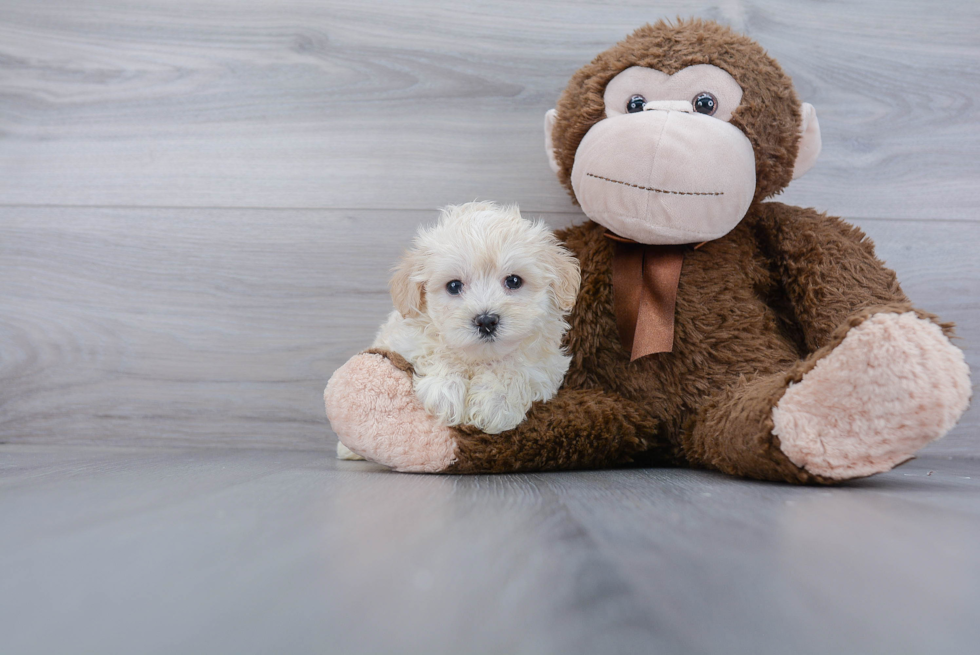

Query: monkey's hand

[325,350,459,472]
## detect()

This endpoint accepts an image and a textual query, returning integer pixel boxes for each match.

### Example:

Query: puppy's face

[391,203,580,359]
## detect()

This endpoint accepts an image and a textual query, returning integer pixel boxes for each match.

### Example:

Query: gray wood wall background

[1,0,977,456]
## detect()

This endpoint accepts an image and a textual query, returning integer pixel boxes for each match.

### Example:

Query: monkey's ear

[791,103,822,180]
[544,109,561,174]
[390,250,426,317]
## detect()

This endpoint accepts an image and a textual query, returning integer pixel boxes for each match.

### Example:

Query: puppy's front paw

[414,373,467,425]
[336,441,365,461]
[465,373,530,434]
[466,399,526,434]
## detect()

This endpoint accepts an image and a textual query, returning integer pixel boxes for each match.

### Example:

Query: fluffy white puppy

[337,201,580,460]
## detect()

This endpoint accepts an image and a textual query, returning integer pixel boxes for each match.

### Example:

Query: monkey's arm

[325,350,663,474]
[751,202,925,352]
[449,386,664,473]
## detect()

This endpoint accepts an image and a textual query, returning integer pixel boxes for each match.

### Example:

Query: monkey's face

[545,21,822,246]
[567,65,755,244]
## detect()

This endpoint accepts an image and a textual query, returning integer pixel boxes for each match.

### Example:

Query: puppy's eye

[446,280,463,295]
[627,95,646,113]
[504,275,523,290]
[693,92,717,116]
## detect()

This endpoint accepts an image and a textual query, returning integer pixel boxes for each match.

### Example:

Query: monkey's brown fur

[445,205,934,482]
[342,20,962,483]
[436,20,954,482]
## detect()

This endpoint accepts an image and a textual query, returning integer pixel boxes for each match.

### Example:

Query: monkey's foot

[324,352,458,473]
[772,312,971,480]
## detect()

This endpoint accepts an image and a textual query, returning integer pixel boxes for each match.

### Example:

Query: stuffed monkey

[325,19,971,483]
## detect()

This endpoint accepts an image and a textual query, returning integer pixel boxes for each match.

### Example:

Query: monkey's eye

[446,280,463,295]
[504,275,523,290]
[693,92,718,116]
[626,95,646,113]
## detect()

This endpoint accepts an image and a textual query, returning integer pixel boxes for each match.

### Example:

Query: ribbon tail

[630,245,685,361]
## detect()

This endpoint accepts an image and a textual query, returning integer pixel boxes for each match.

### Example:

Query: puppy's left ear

[546,245,581,314]
[390,249,427,317]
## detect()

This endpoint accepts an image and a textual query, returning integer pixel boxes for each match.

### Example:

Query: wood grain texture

[2,5,978,654]
[2,445,979,655]
[1,207,975,454]
[0,0,978,218]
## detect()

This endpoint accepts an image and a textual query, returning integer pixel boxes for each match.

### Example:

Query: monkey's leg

[686,309,971,483]
[754,203,914,350]
[325,350,663,473]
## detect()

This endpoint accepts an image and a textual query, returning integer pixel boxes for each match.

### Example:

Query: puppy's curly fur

[366,202,580,437]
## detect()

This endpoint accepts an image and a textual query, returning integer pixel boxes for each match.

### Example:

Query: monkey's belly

[598,287,802,440]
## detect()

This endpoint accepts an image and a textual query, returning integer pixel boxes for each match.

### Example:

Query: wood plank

[1,445,979,654]
[1,206,975,454]
[0,0,978,218]
[0,206,417,449]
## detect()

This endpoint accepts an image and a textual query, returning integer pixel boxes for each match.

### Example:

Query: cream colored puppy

[337,201,580,460]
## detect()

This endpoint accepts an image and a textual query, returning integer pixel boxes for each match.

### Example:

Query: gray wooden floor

[3,447,979,655]
[1,1,978,653]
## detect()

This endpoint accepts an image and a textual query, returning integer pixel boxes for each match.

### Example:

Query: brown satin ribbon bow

[605,230,703,361]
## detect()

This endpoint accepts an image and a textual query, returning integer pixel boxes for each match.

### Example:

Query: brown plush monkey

[325,19,971,483]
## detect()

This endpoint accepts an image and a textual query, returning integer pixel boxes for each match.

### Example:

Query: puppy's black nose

[474,313,500,337]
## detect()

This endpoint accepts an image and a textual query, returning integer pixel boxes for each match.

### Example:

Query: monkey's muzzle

[570,109,756,245]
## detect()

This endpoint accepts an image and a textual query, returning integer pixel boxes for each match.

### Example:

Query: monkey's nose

[643,100,693,113]
[474,313,500,337]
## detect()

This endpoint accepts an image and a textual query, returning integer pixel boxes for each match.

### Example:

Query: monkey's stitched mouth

[587,173,724,197]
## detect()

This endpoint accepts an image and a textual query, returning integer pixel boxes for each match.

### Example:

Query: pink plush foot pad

[324,353,458,473]
[772,312,972,480]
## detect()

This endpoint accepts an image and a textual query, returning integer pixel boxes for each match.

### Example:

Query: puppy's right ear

[390,249,426,317]
[546,244,581,314]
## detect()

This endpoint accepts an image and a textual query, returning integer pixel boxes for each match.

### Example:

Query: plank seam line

[0,204,977,223]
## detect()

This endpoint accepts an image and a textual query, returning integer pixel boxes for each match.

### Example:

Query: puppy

[337,202,580,460]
